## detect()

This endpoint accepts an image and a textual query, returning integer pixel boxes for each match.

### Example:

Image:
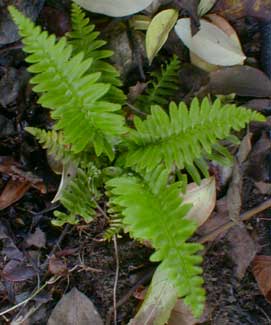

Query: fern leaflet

[53,164,100,226]
[107,166,205,317]
[9,6,127,159]
[67,3,126,104]
[125,97,265,182]
[136,56,181,110]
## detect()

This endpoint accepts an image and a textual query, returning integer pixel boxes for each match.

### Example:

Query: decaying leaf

[0,179,31,210]
[2,260,36,282]
[253,255,271,303]
[207,65,271,97]
[175,18,246,66]
[213,0,271,21]
[146,9,178,64]
[48,287,103,325]
[227,224,257,279]
[168,299,197,325]
[49,255,68,276]
[183,177,216,227]
[73,0,154,17]
[129,265,179,325]
[198,0,217,16]
[25,227,46,249]
[190,14,242,71]
[51,162,77,203]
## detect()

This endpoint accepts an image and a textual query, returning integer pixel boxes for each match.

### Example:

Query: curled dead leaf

[252,255,271,303]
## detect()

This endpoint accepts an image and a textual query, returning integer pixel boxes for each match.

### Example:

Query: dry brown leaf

[252,255,271,303]
[213,0,271,21]
[25,227,46,248]
[0,179,31,210]
[208,66,271,97]
[227,224,257,279]
[48,287,103,325]
[48,255,68,276]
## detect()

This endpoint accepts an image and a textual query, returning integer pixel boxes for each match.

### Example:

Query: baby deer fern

[10,3,266,319]
[125,98,264,183]
[67,3,126,104]
[136,55,181,110]
[107,166,204,316]
[9,6,126,159]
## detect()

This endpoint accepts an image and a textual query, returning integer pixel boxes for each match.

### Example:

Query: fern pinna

[125,98,264,183]
[9,5,126,159]
[136,55,181,110]
[9,4,265,319]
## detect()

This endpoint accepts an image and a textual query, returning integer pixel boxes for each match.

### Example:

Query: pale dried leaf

[198,0,217,16]
[146,9,178,64]
[48,287,103,325]
[25,227,46,248]
[73,0,154,17]
[175,18,246,66]
[183,177,216,227]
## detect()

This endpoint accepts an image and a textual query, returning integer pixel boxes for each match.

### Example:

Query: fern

[125,98,265,183]
[107,166,205,317]
[52,164,100,226]
[136,56,181,110]
[67,3,126,104]
[9,6,126,159]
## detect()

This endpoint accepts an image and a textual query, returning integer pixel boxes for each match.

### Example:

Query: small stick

[199,198,271,244]
[113,235,119,325]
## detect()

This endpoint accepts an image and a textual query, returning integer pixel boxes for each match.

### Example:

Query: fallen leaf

[129,265,179,325]
[146,9,178,64]
[182,177,216,227]
[25,228,46,249]
[198,0,217,16]
[175,18,246,66]
[213,0,271,21]
[168,300,197,325]
[227,224,257,279]
[48,256,68,276]
[252,255,271,303]
[2,260,36,282]
[73,0,154,17]
[207,65,271,97]
[48,287,103,325]
[190,14,242,71]
[0,179,31,210]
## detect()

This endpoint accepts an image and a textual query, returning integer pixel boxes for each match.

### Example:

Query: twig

[41,224,70,270]
[126,102,147,116]
[113,235,119,325]
[0,276,60,317]
[105,268,154,325]
[199,198,271,244]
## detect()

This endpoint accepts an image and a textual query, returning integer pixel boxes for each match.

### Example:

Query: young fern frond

[68,3,126,104]
[136,56,180,110]
[53,165,101,227]
[107,166,205,317]
[125,98,265,183]
[9,6,126,159]
[26,127,74,163]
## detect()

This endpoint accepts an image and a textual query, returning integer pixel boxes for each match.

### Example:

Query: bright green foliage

[107,166,205,317]
[68,3,126,104]
[53,164,101,227]
[125,97,265,182]
[136,56,180,110]
[9,6,126,159]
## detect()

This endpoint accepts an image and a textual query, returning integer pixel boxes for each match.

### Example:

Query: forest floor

[1,0,271,324]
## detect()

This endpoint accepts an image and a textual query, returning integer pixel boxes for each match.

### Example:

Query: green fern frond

[26,127,74,162]
[125,98,265,182]
[107,166,205,316]
[9,6,126,159]
[136,56,181,110]
[52,165,100,226]
[68,3,126,104]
